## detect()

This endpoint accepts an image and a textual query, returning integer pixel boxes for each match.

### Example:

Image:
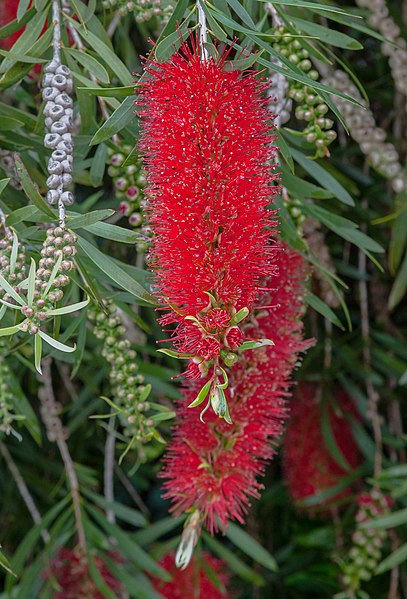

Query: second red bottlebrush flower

[137,39,280,420]
[283,382,362,511]
[160,244,311,563]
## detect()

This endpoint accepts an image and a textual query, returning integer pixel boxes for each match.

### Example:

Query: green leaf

[89,95,135,146]
[86,506,171,580]
[226,522,278,572]
[9,231,18,274]
[0,273,25,305]
[0,10,47,73]
[90,143,108,187]
[188,380,212,408]
[67,47,110,83]
[225,0,256,28]
[0,549,15,577]
[290,149,354,206]
[155,23,190,62]
[321,402,352,472]
[239,339,274,350]
[376,542,407,575]
[0,324,22,337]
[288,17,362,50]
[34,333,42,374]
[157,348,194,359]
[256,0,354,14]
[84,490,148,527]
[5,205,41,226]
[46,298,90,316]
[69,21,133,85]
[83,221,139,244]
[68,209,114,229]
[17,0,31,21]
[203,533,265,585]
[304,293,343,329]
[27,258,36,307]
[13,155,56,218]
[38,330,76,353]
[360,508,407,530]
[389,251,407,311]
[0,116,24,130]
[76,85,134,97]
[0,178,9,196]
[43,253,63,297]
[223,50,263,71]
[77,236,155,304]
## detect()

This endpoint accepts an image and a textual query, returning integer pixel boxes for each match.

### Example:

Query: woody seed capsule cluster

[272,27,336,157]
[322,70,406,193]
[342,489,391,593]
[88,303,156,442]
[20,226,77,335]
[42,62,74,208]
[356,0,407,106]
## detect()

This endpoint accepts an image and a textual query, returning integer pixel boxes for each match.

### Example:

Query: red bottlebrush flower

[137,39,280,410]
[151,552,229,599]
[46,548,122,599]
[160,244,311,534]
[283,382,362,509]
[0,0,22,49]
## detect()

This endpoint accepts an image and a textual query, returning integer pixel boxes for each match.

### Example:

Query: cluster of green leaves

[0,0,405,597]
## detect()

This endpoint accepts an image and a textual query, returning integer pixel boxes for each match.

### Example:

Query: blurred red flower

[283,382,362,509]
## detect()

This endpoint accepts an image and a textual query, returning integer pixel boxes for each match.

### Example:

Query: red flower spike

[45,548,122,598]
[283,382,362,510]
[160,244,311,534]
[151,552,229,599]
[136,39,280,415]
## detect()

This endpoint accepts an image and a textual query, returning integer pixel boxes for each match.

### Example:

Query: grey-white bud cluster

[42,62,74,209]
[355,0,407,105]
[0,150,22,190]
[322,70,406,193]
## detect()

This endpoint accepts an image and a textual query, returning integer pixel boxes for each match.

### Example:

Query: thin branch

[115,465,150,517]
[358,242,382,477]
[196,0,208,60]
[0,441,50,543]
[39,358,87,554]
[104,414,116,524]
[107,10,121,38]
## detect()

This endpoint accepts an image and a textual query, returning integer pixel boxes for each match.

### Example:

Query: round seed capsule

[51,74,68,90]
[61,173,73,186]
[49,105,65,121]
[46,174,62,189]
[54,93,73,108]
[60,191,74,205]
[48,160,63,175]
[51,121,68,135]
[55,65,71,76]
[46,190,60,205]
[44,134,62,149]
[43,87,58,101]
[61,160,72,174]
